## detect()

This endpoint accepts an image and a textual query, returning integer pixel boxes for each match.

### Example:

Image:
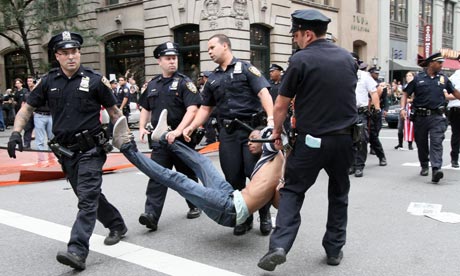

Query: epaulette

[176,72,188,80]
[82,66,102,76]
[151,74,161,81]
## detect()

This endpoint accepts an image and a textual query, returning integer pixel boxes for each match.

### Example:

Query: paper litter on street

[425,212,460,223]
[407,202,442,216]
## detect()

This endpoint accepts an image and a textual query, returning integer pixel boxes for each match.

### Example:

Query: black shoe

[257,248,287,271]
[259,214,272,236]
[420,167,429,176]
[408,143,414,150]
[233,217,253,236]
[139,213,158,231]
[354,169,363,177]
[431,169,444,183]
[326,251,343,266]
[394,144,402,149]
[370,148,376,155]
[379,157,387,166]
[56,251,86,270]
[348,167,355,175]
[186,207,202,219]
[452,160,459,168]
[104,226,128,245]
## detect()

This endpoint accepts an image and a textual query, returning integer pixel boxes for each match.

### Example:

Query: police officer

[349,53,381,177]
[445,56,460,168]
[116,76,130,118]
[268,64,283,103]
[137,42,202,231]
[183,34,274,236]
[368,66,388,166]
[401,52,460,183]
[7,31,127,271]
[257,10,358,271]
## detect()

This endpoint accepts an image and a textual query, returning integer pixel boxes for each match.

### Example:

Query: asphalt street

[0,126,459,276]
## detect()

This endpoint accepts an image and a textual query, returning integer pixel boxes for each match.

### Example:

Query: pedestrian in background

[401,52,460,183]
[7,31,128,271]
[183,34,274,236]
[368,66,387,167]
[394,71,415,150]
[257,9,358,271]
[445,55,460,168]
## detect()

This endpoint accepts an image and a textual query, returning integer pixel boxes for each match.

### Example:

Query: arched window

[5,50,28,88]
[250,24,270,79]
[105,35,145,84]
[174,25,200,84]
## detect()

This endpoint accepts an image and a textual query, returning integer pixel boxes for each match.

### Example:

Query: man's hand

[8,131,23,158]
[182,126,195,143]
[139,127,150,143]
[400,109,407,120]
[166,129,181,144]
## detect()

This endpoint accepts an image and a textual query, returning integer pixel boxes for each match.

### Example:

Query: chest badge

[234,61,242,74]
[170,80,179,91]
[439,76,445,85]
[79,76,90,92]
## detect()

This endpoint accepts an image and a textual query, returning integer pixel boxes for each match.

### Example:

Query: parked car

[100,102,140,127]
[384,104,400,128]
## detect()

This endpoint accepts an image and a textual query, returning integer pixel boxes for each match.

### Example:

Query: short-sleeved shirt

[404,70,455,109]
[355,70,377,108]
[27,66,117,144]
[279,39,358,136]
[115,84,130,106]
[269,80,281,103]
[201,57,270,120]
[448,71,460,108]
[139,72,201,129]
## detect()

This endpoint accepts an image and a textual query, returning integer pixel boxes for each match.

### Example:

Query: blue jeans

[0,108,5,129]
[120,139,237,227]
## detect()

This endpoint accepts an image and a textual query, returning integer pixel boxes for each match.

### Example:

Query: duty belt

[357,106,369,114]
[34,111,51,116]
[414,107,444,116]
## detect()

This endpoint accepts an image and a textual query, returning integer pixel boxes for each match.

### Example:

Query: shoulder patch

[101,76,111,89]
[186,82,198,93]
[248,66,261,77]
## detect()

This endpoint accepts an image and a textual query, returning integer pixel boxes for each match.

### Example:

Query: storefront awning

[442,59,460,71]
[389,59,422,71]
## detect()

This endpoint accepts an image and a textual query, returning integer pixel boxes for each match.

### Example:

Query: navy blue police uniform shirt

[116,84,130,106]
[279,39,358,136]
[27,66,117,145]
[201,57,270,120]
[139,72,201,129]
[404,71,455,109]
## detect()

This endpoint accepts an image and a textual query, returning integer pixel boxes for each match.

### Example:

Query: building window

[4,50,28,88]
[107,0,119,5]
[250,24,270,79]
[105,35,145,84]
[443,1,454,35]
[356,0,364,13]
[419,0,433,26]
[174,25,200,84]
[390,0,407,23]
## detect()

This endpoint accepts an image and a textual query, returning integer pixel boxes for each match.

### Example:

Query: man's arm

[13,103,35,132]
[272,95,291,147]
[400,91,408,119]
[452,89,460,100]
[369,90,380,110]
[257,88,274,125]
[167,105,198,144]
[182,105,213,142]
[106,105,124,124]
[138,108,151,143]
[120,97,129,110]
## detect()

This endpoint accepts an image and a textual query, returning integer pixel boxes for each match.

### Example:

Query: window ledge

[96,0,143,13]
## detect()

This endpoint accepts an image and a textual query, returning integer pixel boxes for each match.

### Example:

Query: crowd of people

[4,8,460,273]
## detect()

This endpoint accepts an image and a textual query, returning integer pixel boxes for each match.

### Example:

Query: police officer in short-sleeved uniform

[258,10,358,271]
[116,76,130,118]
[268,64,283,103]
[401,52,460,183]
[137,42,202,231]
[7,31,127,270]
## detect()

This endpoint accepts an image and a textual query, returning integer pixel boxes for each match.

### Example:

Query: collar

[215,57,239,72]
[55,66,84,79]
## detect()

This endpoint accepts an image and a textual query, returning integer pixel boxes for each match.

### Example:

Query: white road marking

[0,209,244,276]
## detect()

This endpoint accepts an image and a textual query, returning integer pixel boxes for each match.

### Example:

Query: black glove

[8,131,23,158]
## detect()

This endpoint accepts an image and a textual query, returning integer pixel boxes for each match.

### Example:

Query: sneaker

[379,157,387,166]
[420,167,429,176]
[452,160,459,168]
[112,116,132,149]
[151,109,169,142]
[408,143,414,150]
[326,251,343,266]
[257,248,286,271]
[354,169,363,177]
[394,144,402,149]
[186,208,202,219]
[56,251,86,270]
[104,226,128,245]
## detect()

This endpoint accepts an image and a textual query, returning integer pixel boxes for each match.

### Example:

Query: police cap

[110,79,117,84]
[419,52,444,67]
[269,64,284,72]
[154,42,179,59]
[48,31,83,52]
[368,66,380,74]
[359,62,368,71]
[290,9,331,33]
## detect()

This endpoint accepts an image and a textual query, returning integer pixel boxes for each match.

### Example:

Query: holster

[48,141,75,159]
[352,123,364,145]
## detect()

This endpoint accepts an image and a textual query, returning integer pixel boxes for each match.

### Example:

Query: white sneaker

[112,116,132,149]
[151,109,169,142]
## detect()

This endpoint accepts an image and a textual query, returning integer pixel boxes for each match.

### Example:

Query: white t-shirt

[355,70,377,108]
[448,70,460,107]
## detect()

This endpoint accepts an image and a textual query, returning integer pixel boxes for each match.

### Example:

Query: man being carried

[112,110,284,227]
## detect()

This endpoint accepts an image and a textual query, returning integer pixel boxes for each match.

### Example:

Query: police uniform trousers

[448,107,460,163]
[369,111,385,159]
[269,134,353,256]
[352,112,369,170]
[218,126,271,221]
[144,139,198,222]
[60,146,126,257]
[413,114,447,169]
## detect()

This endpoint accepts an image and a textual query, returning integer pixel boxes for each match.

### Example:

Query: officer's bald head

[209,34,232,50]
